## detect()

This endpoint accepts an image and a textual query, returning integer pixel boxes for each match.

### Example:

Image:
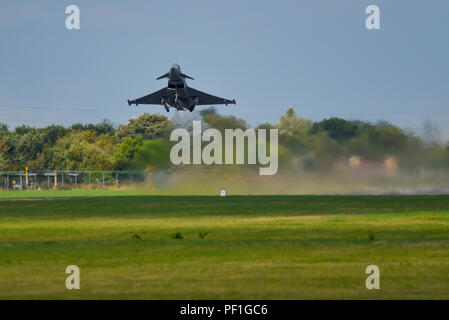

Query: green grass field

[0,194,449,299]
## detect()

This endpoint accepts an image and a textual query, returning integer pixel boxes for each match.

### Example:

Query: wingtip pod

[128,99,138,106]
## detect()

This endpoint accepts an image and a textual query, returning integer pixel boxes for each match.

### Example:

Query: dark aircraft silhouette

[127,64,236,112]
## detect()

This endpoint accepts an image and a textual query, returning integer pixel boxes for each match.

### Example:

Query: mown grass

[0,195,448,299]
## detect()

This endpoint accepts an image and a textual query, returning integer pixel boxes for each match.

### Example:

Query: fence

[0,170,146,190]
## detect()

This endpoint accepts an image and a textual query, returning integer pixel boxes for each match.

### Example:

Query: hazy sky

[0,1,448,138]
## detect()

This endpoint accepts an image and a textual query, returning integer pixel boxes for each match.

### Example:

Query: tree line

[0,107,447,173]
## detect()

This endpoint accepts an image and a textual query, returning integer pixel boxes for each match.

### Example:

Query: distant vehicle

[127,64,236,112]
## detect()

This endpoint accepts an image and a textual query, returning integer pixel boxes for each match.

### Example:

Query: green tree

[113,136,144,170]
[113,136,171,171]
[39,125,69,145]
[15,131,45,167]
[276,107,313,154]
[116,113,171,140]
[50,131,117,170]
[310,117,359,143]
[202,114,247,132]
[133,139,171,170]
[70,119,116,136]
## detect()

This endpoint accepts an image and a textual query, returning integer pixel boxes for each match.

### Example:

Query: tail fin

[180,73,194,80]
[156,73,169,80]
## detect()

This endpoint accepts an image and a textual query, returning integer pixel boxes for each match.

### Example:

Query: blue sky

[0,0,448,138]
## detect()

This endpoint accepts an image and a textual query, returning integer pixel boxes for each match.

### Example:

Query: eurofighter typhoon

[127,64,236,112]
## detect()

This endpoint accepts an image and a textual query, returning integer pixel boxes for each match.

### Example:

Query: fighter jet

[127,64,236,112]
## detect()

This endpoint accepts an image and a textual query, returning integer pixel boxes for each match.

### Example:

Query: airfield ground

[0,193,448,299]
